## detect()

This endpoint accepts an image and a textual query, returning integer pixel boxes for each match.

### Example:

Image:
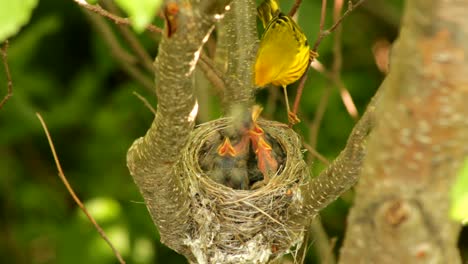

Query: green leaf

[0,0,38,42]
[450,157,468,224]
[114,0,163,32]
[86,0,99,5]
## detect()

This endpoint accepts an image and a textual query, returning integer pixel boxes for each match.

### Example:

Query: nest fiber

[179,118,310,263]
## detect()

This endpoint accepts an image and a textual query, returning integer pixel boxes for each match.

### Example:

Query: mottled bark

[221,0,257,109]
[304,87,378,217]
[126,0,230,259]
[340,0,468,263]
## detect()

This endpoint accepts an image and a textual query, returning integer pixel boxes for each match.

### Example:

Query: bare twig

[73,0,163,34]
[292,0,365,121]
[312,0,366,52]
[101,0,154,73]
[0,40,13,110]
[319,0,329,33]
[332,0,343,74]
[339,82,359,119]
[291,0,328,118]
[332,0,359,120]
[36,113,126,264]
[83,11,155,93]
[84,11,136,64]
[133,91,156,115]
[198,53,226,92]
[291,64,310,119]
[78,0,230,103]
[308,82,332,151]
[303,142,330,165]
[288,0,303,17]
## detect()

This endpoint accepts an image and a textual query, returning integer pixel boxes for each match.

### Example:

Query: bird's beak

[217,137,237,157]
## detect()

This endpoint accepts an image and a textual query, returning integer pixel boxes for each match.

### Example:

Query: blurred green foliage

[0,0,38,42]
[451,158,468,223]
[113,0,163,32]
[7,0,465,264]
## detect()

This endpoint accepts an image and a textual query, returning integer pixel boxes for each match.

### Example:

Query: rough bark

[221,0,257,109]
[339,0,468,263]
[304,92,375,217]
[126,0,231,259]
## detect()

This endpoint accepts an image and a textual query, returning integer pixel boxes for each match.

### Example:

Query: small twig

[133,91,156,115]
[288,0,303,17]
[36,113,126,264]
[292,0,365,120]
[308,83,332,149]
[291,64,310,119]
[291,0,327,117]
[312,0,366,52]
[332,0,359,120]
[319,0,328,33]
[73,0,163,34]
[101,0,155,73]
[332,0,343,74]
[0,40,13,110]
[198,53,226,92]
[303,142,330,166]
[338,80,359,119]
[83,11,155,93]
[84,11,136,64]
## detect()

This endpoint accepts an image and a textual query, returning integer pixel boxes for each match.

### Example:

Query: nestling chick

[249,123,280,189]
[209,137,250,190]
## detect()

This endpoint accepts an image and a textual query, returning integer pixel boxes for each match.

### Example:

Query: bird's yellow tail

[257,0,281,28]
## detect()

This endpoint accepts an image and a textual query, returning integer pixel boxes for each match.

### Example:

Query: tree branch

[126,0,231,260]
[101,0,155,73]
[73,0,163,34]
[83,10,155,93]
[36,113,126,264]
[221,0,257,110]
[304,89,376,216]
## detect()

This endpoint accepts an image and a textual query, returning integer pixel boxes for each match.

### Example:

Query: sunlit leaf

[81,197,122,223]
[0,0,38,42]
[450,157,468,224]
[114,0,163,32]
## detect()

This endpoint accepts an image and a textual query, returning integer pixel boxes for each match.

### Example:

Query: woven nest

[179,118,310,264]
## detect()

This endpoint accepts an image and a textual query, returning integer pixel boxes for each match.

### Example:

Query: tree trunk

[339,0,468,263]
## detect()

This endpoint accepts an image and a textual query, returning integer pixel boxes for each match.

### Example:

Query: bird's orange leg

[282,85,301,125]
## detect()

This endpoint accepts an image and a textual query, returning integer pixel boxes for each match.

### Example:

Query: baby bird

[209,137,250,190]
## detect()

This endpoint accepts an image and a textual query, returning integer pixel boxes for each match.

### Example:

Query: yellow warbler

[255,0,310,124]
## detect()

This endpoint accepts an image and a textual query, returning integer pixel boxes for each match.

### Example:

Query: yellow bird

[255,0,311,124]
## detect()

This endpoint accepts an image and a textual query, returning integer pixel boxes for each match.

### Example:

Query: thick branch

[304,89,377,216]
[126,0,230,258]
[340,0,468,263]
[221,0,257,109]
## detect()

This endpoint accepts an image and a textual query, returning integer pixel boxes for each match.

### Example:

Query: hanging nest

[177,117,310,263]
